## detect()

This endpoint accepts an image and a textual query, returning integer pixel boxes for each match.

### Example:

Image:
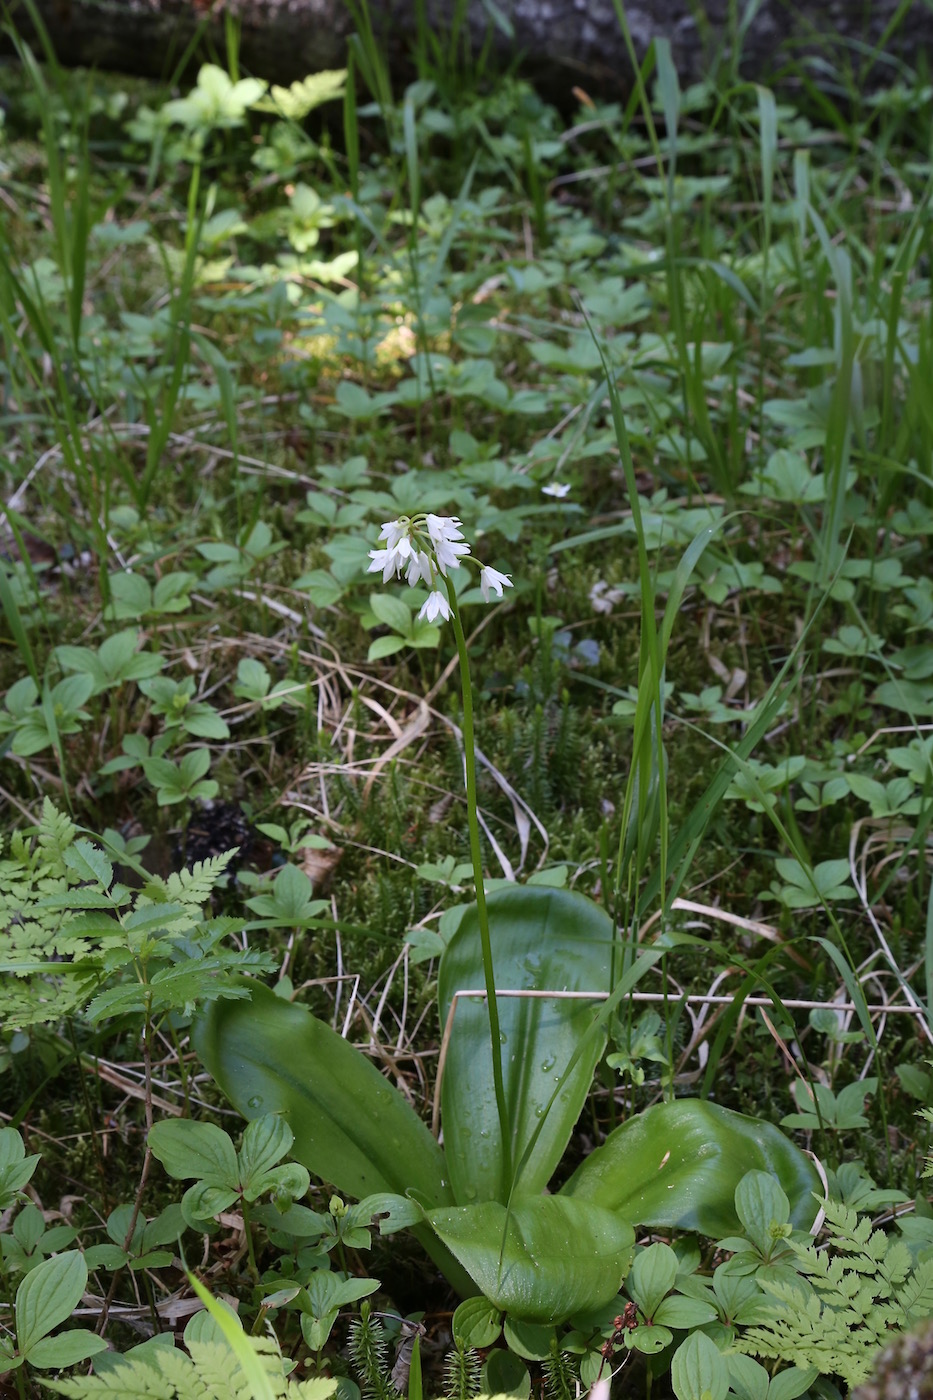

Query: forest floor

[0,13,932,1399]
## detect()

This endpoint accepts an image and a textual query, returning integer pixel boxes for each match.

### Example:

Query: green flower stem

[447,587,513,1194]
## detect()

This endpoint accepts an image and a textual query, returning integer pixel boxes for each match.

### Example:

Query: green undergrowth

[1,2,933,1395]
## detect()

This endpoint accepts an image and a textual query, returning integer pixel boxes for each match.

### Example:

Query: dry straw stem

[849,816,933,1048]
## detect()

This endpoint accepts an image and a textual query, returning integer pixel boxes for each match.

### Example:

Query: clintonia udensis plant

[193,514,819,1326]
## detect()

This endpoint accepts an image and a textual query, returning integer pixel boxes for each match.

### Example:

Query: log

[15,0,933,95]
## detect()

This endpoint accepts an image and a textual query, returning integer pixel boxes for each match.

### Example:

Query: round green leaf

[503,1317,556,1360]
[481,1348,529,1399]
[452,1296,502,1349]
[627,1324,672,1354]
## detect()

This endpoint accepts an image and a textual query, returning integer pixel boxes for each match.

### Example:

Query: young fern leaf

[738,1196,933,1388]
[45,1337,337,1399]
[142,848,238,908]
[0,804,266,1029]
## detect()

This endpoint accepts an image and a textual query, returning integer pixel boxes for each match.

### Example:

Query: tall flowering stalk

[368,514,514,1190]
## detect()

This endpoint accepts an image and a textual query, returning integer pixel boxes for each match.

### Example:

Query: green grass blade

[186,1273,277,1400]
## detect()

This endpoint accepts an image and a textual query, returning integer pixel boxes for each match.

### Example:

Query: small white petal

[368,547,403,583]
[379,518,411,550]
[479,566,513,602]
[433,537,471,575]
[542,482,571,498]
[418,589,451,623]
[405,550,433,587]
[425,513,465,547]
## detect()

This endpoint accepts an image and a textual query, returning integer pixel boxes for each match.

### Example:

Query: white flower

[542,482,571,498]
[418,589,451,623]
[405,550,433,587]
[479,565,513,602]
[368,517,416,581]
[425,513,470,575]
[378,518,412,551]
[368,547,404,583]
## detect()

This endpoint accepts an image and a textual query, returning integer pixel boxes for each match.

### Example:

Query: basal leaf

[562,1100,818,1237]
[427,1196,634,1324]
[438,887,614,1204]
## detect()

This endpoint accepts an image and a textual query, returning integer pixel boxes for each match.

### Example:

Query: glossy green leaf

[16,1252,88,1356]
[671,1330,730,1400]
[734,1171,791,1255]
[238,1114,296,1189]
[481,1349,530,1399]
[192,983,474,1295]
[451,1295,502,1349]
[438,887,613,1204]
[148,1121,238,1187]
[503,1317,555,1360]
[426,1196,634,1324]
[193,983,449,1204]
[562,1100,819,1237]
[626,1242,678,1317]
[27,1331,108,1368]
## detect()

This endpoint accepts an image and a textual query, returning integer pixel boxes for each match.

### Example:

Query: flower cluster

[367,514,512,622]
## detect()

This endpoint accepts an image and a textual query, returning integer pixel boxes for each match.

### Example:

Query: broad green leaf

[654,1295,718,1327]
[16,1252,88,1356]
[438,887,613,1204]
[734,1171,790,1255]
[238,1113,294,1189]
[626,1242,678,1317]
[561,1100,818,1237]
[502,1317,555,1360]
[27,1330,108,1368]
[671,1330,729,1400]
[368,634,407,661]
[193,985,448,1201]
[191,984,473,1293]
[369,592,412,635]
[426,1197,634,1323]
[481,1349,529,1399]
[148,1121,238,1187]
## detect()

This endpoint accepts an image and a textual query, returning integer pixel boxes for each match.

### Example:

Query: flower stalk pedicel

[367,513,513,1192]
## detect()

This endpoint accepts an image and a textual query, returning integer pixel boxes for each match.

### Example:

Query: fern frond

[143,851,237,910]
[898,1258,933,1325]
[37,796,77,864]
[738,1193,933,1388]
[45,1336,339,1399]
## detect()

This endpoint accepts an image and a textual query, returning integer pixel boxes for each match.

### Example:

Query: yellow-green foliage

[46,1336,338,1400]
[738,1197,933,1388]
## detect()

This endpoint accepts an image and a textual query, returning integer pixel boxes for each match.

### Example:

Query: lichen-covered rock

[854,1318,933,1400]
[14,0,933,94]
